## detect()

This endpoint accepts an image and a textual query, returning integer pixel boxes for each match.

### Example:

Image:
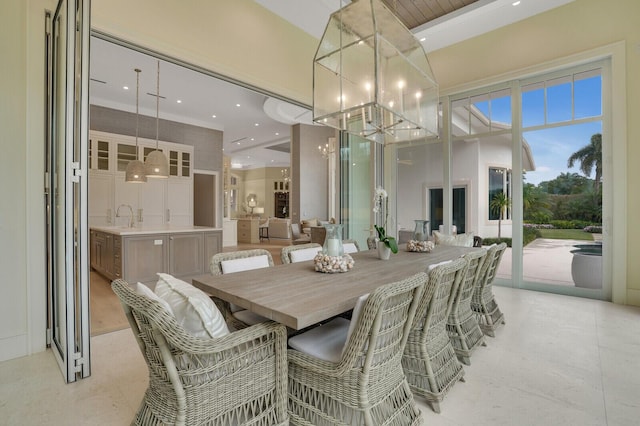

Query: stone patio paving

[496,236,602,287]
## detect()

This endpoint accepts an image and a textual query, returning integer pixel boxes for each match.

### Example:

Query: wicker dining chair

[209,249,275,330]
[471,242,508,337]
[402,257,468,413]
[280,242,322,264]
[342,238,360,253]
[287,272,427,426]
[446,249,488,365]
[111,279,289,426]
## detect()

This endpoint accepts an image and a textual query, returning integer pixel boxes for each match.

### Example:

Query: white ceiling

[89,0,573,169]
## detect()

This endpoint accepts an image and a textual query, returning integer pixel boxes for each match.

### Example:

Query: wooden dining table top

[192,244,480,330]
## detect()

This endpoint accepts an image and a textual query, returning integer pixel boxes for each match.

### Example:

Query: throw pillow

[433,230,475,247]
[135,282,173,314]
[154,273,229,338]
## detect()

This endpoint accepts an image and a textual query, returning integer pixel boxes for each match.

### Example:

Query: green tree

[490,192,511,239]
[567,133,602,192]
[539,172,591,195]
[523,183,551,222]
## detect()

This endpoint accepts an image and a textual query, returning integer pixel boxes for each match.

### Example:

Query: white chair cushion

[289,247,322,263]
[288,317,351,363]
[221,255,270,274]
[154,273,229,338]
[428,260,453,272]
[343,242,358,254]
[135,282,173,314]
[233,309,269,326]
[343,293,369,354]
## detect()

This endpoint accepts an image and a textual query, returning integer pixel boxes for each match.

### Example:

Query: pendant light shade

[145,60,169,178]
[125,68,147,183]
[313,0,439,145]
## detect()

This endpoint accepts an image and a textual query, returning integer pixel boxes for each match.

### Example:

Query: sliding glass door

[445,59,609,300]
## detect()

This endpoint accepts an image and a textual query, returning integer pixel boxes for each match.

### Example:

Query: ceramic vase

[377,240,391,260]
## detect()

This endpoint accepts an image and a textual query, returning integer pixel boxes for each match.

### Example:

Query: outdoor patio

[496,236,602,286]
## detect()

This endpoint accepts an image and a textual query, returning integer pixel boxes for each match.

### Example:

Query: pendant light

[313,0,439,145]
[144,60,169,178]
[125,68,148,183]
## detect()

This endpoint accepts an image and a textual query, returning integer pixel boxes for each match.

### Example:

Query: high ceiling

[380,0,480,30]
[89,0,573,170]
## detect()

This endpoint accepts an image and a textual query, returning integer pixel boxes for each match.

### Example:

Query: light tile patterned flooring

[6,245,640,425]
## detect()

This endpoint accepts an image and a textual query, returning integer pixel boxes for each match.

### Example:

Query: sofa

[268,218,291,239]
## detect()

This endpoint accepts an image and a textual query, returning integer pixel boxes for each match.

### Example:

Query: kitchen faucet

[116,204,135,228]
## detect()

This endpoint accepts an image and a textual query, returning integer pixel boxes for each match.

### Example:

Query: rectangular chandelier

[313,0,439,145]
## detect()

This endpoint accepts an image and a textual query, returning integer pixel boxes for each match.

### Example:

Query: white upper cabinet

[88,131,194,227]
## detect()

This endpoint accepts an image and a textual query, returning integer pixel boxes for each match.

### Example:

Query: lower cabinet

[91,229,222,285]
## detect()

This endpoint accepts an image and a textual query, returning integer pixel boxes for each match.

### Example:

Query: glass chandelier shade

[313,0,439,145]
[125,68,147,183]
[144,60,169,178]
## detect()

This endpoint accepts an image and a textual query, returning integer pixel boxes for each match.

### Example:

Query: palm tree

[567,133,602,192]
[490,192,511,239]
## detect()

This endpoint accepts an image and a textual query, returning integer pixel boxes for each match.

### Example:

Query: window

[488,167,511,220]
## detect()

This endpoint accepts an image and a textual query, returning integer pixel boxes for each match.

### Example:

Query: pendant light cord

[155,60,160,150]
[134,68,141,159]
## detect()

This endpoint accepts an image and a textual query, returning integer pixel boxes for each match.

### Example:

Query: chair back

[209,249,274,275]
[339,272,426,375]
[476,243,507,295]
[414,258,468,336]
[452,249,488,310]
[280,243,322,264]
[342,239,360,253]
[111,279,289,426]
[290,223,302,239]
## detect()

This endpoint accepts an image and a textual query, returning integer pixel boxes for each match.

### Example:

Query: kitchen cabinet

[91,227,222,285]
[237,218,259,244]
[168,233,203,278]
[90,230,122,281]
[88,131,193,228]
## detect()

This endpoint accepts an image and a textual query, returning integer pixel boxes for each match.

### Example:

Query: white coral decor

[406,240,435,253]
[313,253,355,273]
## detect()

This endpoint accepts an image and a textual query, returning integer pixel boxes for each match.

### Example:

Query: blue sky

[475,74,602,186]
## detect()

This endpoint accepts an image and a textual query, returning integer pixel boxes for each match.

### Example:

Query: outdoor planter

[571,244,602,289]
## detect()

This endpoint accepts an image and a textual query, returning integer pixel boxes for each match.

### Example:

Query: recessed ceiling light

[254,123,259,126]
[176,99,182,103]
[275,132,279,136]
[250,138,255,141]
[211,114,217,118]
[271,159,274,162]
[236,103,241,107]
[123,86,129,90]
[236,141,241,145]
[512,1,521,5]
[419,37,426,42]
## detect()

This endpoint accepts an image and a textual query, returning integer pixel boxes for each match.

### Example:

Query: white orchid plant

[372,186,398,253]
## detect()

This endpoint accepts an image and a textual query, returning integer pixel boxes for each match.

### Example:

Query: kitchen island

[90,225,222,286]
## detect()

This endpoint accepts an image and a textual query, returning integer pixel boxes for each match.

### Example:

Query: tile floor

[2,286,639,425]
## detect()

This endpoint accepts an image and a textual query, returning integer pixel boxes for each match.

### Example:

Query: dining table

[191,244,480,331]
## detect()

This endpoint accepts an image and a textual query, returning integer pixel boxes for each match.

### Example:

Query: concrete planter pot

[570,248,602,289]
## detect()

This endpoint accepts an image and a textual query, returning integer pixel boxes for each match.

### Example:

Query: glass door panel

[47,0,91,383]
[519,64,605,299]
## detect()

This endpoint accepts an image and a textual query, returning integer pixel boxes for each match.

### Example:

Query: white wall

[397,136,512,239]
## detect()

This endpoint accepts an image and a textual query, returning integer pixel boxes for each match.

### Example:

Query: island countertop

[90,225,222,236]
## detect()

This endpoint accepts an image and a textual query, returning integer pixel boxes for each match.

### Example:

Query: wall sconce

[318,137,336,159]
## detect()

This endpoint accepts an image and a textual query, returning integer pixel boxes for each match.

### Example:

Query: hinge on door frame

[71,162,82,183]
[73,351,85,372]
